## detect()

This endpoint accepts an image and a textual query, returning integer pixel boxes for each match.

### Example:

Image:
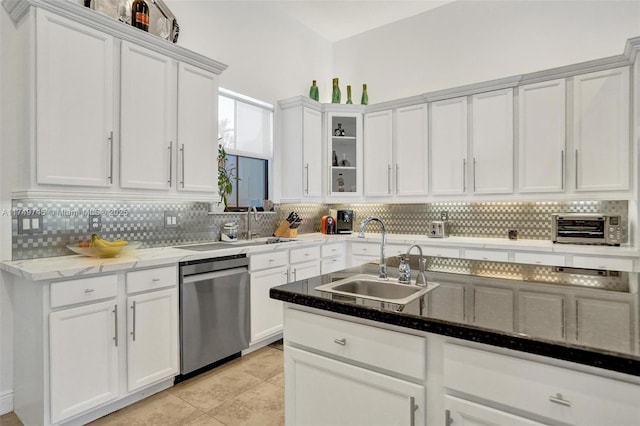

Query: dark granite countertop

[270,261,640,377]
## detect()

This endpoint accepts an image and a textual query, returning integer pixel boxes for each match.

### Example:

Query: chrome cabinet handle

[84,288,95,294]
[292,269,297,282]
[462,158,466,192]
[108,131,114,184]
[445,409,453,426]
[388,164,392,194]
[395,164,399,194]
[180,144,185,188]
[152,278,160,282]
[409,397,417,426]
[305,164,309,194]
[130,301,136,341]
[575,149,578,189]
[473,157,477,192]
[549,393,571,407]
[168,141,173,186]
[113,304,118,347]
[333,338,346,346]
[560,150,564,190]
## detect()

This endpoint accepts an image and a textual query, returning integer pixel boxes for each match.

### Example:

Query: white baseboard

[0,390,13,415]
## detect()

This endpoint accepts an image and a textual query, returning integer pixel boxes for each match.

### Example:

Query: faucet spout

[358,216,388,280]
[406,244,428,286]
[246,207,260,240]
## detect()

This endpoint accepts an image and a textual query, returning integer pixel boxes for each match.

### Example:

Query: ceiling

[272,1,456,42]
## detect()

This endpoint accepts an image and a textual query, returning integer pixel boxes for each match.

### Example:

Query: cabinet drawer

[321,243,345,258]
[386,244,410,257]
[463,249,509,262]
[290,245,320,264]
[250,250,289,271]
[514,252,565,267]
[321,257,347,274]
[127,266,177,294]
[420,245,459,259]
[350,242,376,256]
[572,255,633,272]
[285,308,425,380]
[50,274,118,308]
[444,343,640,425]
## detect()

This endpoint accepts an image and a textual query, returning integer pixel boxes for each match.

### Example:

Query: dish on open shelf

[66,242,142,258]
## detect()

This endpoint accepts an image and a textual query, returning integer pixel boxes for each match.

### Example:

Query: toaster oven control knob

[609,227,615,232]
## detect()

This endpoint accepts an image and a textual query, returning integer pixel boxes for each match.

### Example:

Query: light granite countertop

[2,233,638,281]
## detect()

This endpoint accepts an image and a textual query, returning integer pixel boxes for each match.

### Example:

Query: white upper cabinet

[471,88,514,194]
[364,110,393,196]
[573,67,630,192]
[177,63,219,193]
[120,42,175,190]
[328,111,364,198]
[395,104,429,197]
[430,97,468,195]
[518,79,566,193]
[278,99,322,201]
[36,9,114,187]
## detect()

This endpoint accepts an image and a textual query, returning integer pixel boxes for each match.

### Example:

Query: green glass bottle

[331,78,341,104]
[309,80,319,101]
[346,85,353,104]
[361,83,368,105]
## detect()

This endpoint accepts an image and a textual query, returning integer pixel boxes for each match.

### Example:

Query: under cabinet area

[284,308,427,426]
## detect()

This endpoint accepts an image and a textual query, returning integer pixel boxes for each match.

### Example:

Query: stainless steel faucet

[406,244,428,286]
[245,207,260,240]
[358,216,388,280]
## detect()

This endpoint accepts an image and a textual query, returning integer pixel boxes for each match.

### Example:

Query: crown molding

[2,0,228,75]
[624,36,640,64]
[519,54,630,86]
[424,75,521,103]
[278,95,322,111]
[364,95,425,113]
[321,103,367,113]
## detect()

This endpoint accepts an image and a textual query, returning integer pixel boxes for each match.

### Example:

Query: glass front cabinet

[327,109,364,198]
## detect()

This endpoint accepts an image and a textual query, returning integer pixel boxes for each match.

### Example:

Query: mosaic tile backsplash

[11,199,628,260]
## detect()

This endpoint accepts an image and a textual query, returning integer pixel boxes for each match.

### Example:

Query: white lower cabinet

[472,285,514,332]
[250,251,290,344]
[284,308,426,426]
[49,300,119,424]
[427,281,465,323]
[126,288,179,392]
[286,346,425,426]
[445,395,545,426]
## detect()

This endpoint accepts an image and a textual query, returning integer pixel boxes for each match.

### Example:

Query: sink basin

[315,274,438,306]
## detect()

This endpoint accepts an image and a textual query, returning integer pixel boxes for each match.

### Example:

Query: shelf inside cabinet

[332,136,356,140]
[332,166,357,170]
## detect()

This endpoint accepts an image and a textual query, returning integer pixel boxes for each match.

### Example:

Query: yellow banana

[90,234,127,257]
[91,234,129,247]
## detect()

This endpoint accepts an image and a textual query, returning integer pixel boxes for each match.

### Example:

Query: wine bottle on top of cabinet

[131,0,150,32]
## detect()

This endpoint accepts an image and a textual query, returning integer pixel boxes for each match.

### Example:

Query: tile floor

[0,342,284,426]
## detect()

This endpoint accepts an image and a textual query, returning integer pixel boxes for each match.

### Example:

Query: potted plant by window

[216,143,236,212]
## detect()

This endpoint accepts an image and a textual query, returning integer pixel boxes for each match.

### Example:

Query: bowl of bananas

[67,234,142,258]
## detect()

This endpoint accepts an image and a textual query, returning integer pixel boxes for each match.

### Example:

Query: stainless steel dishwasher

[178,254,250,379]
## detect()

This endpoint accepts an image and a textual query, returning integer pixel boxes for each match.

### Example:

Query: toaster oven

[551,213,622,246]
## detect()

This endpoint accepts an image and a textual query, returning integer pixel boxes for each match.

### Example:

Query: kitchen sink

[315,274,438,306]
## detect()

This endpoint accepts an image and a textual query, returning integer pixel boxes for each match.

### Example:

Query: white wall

[165,0,333,105]
[333,0,640,103]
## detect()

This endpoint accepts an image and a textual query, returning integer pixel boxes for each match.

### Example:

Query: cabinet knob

[549,393,571,407]
[333,338,346,346]
[84,288,95,294]
[152,278,160,282]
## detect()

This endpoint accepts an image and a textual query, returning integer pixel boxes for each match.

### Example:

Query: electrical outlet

[88,214,102,232]
[164,211,179,228]
[441,211,449,221]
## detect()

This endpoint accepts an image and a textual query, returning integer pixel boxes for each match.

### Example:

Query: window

[218,89,273,209]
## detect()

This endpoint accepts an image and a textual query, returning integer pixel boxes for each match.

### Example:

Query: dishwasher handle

[182,267,249,284]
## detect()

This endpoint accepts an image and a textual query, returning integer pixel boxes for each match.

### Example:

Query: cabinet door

[519,79,566,193]
[291,261,321,282]
[285,346,425,426]
[519,291,564,341]
[445,396,545,426]
[471,88,514,194]
[573,67,629,192]
[36,10,114,187]
[49,300,118,423]
[329,113,363,196]
[395,104,428,197]
[120,42,174,190]
[303,107,323,197]
[177,63,218,193]
[472,286,514,332]
[364,110,393,196]
[127,288,179,392]
[428,281,465,323]
[250,265,289,343]
[575,297,632,353]
[430,97,467,195]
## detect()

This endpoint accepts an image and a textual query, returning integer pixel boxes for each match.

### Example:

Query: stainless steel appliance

[178,254,250,379]
[329,209,354,234]
[428,220,449,238]
[551,213,622,246]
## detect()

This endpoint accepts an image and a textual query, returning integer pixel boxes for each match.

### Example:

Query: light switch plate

[17,213,44,234]
[164,211,179,228]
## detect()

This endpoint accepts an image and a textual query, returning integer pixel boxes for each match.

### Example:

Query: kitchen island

[271,260,640,425]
